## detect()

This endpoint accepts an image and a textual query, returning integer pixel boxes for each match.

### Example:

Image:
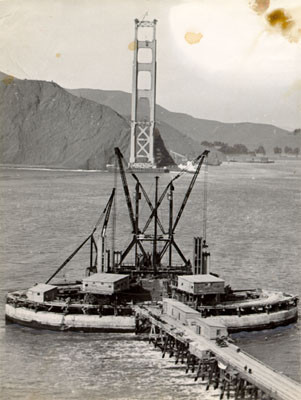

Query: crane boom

[101,188,115,237]
[96,188,116,272]
[45,234,91,284]
[92,188,115,234]
[172,150,209,233]
[114,147,136,232]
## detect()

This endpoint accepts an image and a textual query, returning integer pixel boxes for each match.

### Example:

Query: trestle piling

[135,303,301,400]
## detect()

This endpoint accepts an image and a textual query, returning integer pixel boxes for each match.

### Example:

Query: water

[0,161,300,399]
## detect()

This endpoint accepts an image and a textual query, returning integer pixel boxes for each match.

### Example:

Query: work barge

[6,147,298,333]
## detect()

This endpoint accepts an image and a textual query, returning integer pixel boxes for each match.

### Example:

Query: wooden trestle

[134,304,301,400]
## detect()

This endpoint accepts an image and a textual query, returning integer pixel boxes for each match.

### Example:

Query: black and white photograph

[0,0,300,399]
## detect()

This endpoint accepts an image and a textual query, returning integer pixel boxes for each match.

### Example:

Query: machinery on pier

[42,146,210,285]
[6,144,298,333]
[113,147,210,276]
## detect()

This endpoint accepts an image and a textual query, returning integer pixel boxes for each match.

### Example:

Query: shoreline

[1,157,301,173]
[0,164,106,173]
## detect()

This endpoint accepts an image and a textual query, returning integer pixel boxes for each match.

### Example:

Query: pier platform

[134,301,301,400]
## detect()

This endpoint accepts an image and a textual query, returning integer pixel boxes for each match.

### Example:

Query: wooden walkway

[135,304,301,400]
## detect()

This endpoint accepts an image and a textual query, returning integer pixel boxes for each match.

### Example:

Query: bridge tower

[129,19,157,168]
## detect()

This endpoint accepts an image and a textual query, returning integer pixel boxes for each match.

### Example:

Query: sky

[0,0,300,130]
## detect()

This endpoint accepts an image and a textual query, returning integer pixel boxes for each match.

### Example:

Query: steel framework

[129,19,157,168]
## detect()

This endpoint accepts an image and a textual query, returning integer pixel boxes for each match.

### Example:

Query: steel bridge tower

[129,19,157,168]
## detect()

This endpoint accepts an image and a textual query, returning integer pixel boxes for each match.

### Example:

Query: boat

[5,147,298,333]
[169,160,222,174]
[169,159,221,176]
[245,157,275,164]
[178,159,222,171]
[169,150,222,171]
[177,159,221,173]
[228,157,275,164]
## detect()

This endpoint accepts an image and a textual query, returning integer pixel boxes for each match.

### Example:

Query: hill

[0,73,223,169]
[0,74,176,169]
[69,88,301,155]
[68,88,223,164]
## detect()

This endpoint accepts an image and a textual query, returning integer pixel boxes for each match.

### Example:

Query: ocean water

[0,161,300,399]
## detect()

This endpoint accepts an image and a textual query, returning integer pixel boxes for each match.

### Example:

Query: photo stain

[266,8,301,42]
[2,75,14,85]
[56,53,61,58]
[128,41,137,51]
[184,32,203,45]
[266,8,294,31]
[249,0,270,15]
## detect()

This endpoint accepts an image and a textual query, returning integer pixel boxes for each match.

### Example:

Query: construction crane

[94,188,115,273]
[114,148,180,273]
[114,148,136,232]
[114,148,148,266]
[159,150,209,263]
[45,188,116,283]
[173,150,209,232]
[113,147,209,275]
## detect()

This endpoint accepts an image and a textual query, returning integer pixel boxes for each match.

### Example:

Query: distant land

[69,88,301,156]
[0,72,222,168]
[0,71,300,170]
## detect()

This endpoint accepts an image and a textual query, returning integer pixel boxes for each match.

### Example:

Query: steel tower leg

[129,19,157,168]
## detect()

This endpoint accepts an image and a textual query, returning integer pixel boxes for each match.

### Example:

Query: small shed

[163,298,200,324]
[27,284,58,302]
[82,273,129,295]
[178,274,225,295]
[163,298,228,340]
[187,317,228,340]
